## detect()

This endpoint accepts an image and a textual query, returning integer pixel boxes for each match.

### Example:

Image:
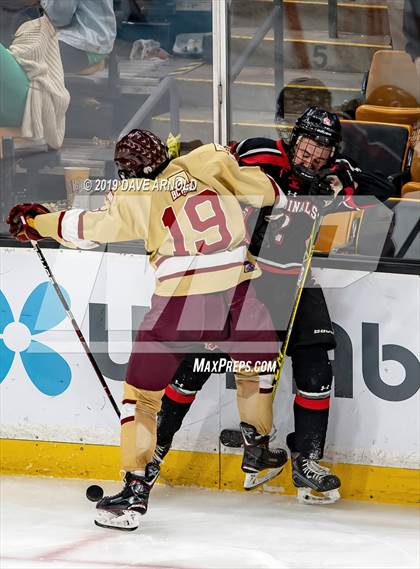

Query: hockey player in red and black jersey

[152,107,394,504]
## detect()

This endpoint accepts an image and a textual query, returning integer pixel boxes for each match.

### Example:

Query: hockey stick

[21,218,121,419]
[220,208,326,449]
[271,210,324,398]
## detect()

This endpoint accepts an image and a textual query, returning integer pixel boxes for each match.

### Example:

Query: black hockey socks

[290,345,332,459]
[156,389,195,448]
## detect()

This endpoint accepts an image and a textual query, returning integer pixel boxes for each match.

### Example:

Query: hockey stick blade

[220,429,243,448]
[220,427,278,448]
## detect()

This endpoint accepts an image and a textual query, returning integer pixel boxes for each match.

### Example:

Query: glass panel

[226,0,420,262]
[0,0,213,235]
[385,197,420,260]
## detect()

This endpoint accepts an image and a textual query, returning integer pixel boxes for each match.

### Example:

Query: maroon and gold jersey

[34,143,286,296]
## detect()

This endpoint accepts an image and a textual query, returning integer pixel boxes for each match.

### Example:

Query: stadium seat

[401,182,420,196]
[315,120,412,254]
[401,150,420,196]
[315,210,364,253]
[356,105,420,126]
[385,197,420,259]
[356,50,420,126]
[340,120,412,179]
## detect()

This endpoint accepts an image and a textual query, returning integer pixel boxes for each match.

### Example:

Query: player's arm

[311,157,394,211]
[214,145,288,210]
[8,186,150,248]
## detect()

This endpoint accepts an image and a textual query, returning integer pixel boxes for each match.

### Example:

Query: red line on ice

[1,555,198,569]
[37,533,115,561]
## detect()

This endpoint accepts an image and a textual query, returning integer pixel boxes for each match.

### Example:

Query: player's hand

[7,203,49,242]
[327,159,359,196]
[309,158,358,199]
[309,170,336,197]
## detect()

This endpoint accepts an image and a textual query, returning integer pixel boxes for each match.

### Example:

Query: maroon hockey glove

[7,203,50,242]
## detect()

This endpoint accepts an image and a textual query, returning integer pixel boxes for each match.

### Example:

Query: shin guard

[120,383,164,473]
[290,346,332,459]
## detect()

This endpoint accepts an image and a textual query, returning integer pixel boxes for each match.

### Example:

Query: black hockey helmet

[290,106,341,158]
[288,107,342,182]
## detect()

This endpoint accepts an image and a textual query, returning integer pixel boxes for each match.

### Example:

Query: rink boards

[0,247,419,504]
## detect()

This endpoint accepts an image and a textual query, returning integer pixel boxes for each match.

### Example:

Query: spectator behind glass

[40,0,116,73]
[403,0,420,79]
[0,0,40,45]
[0,12,70,148]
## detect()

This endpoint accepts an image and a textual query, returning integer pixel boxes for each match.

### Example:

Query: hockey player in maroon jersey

[151,107,394,504]
[7,130,289,531]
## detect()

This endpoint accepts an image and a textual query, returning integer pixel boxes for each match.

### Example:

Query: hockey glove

[309,172,335,197]
[327,159,359,196]
[7,203,50,242]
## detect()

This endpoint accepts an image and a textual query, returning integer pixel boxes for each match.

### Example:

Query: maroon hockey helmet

[114,129,170,180]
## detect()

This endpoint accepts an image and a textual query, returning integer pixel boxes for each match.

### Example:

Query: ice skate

[290,452,341,504]
[94,463,160,531]
[240,422,287,490]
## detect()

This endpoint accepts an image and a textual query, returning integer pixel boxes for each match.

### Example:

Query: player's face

[115,162,137,180]
[293,136,333,172]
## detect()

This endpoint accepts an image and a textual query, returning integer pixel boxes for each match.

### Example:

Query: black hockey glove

[309,160,358,198]
[329,158,359,195]
[308,170,336,197]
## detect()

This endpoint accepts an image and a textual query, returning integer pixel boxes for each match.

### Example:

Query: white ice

[1,476,419,569]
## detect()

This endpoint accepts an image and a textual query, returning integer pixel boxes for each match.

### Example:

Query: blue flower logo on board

[0,282,72,396]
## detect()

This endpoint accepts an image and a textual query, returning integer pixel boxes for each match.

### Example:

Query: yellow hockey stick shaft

[272,213,324,399]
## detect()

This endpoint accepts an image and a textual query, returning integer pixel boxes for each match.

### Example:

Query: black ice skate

[290,452,341,504]
[240,422,288,490]
[94,462,160,531]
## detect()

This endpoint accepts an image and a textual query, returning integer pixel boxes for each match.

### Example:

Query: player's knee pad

[120,383,164,473]
[290,345,332,402]
[235,370,275,391]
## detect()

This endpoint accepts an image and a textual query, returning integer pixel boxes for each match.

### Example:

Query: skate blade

[94,509,141,531]
[244,467,284,490]
[297,487,341,505]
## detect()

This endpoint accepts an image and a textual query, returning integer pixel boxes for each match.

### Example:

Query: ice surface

[1,476,419,569]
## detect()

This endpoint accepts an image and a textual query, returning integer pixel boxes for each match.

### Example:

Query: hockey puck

[86,484,104,502]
